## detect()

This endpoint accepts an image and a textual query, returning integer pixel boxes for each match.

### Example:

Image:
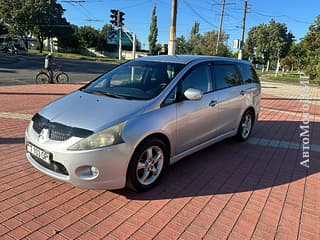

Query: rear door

[211,62,246,136]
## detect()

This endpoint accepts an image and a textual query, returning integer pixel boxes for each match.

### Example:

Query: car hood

[38,90,148,132]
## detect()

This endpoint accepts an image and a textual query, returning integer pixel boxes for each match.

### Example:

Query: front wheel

[126,138,169,192]
[55,72,69,84]
[35,71,49,84]
[235,110,254,141]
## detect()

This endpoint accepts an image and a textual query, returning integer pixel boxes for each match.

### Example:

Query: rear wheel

[35,71,49,84]
[235,110,254,141]
[126,138,169,192]
[56,72,69,84]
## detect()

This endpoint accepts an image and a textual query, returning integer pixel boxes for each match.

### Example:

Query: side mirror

[184,88,203,101]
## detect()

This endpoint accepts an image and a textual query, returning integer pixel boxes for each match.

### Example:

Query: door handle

[209,100,217,107]
[240,90,246,96]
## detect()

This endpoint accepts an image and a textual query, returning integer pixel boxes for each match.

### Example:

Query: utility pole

[117,11,122,60]
[132,34,136,59]
[168,0,177,55]
[238,0,248,60]
[215,0,225,55]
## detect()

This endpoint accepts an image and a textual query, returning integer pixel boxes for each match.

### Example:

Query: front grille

[31,154,69,176]
[32,113,93,141]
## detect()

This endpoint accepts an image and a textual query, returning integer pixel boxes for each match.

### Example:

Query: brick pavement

[0,81,319,240]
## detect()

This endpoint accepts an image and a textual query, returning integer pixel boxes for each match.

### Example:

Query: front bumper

[25,123,134,190]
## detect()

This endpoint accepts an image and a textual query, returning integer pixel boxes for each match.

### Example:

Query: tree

[0,0,70,53]
[0,0,32,49]
[244,19,294,70]
[176,35,188,54]
[300,15,320,80]
[78,26,100,48]
[30,0,70,53]
[188,21,201,54]
[148,4,158,55]
[0,23,8,35]
[199,30,231,56]
[57,24,81,52]
[280,43,306,71]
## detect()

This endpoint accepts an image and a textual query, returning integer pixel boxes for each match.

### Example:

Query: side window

[162,86,177,106]
[238,63,260,84]
[250,65,260,84]
[238,63,252,84]
[214,64,241,90]
[181,64,212,94]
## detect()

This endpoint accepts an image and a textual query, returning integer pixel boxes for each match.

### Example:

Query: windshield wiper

[82,89,127,99]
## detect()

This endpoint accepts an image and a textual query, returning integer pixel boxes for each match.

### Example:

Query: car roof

[135,55,250,65]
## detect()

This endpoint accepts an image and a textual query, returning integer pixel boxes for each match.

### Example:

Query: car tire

[126,138,169,192]
[235,109,254,141]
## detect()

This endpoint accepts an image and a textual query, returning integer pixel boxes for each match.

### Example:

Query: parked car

[25,55,261,192]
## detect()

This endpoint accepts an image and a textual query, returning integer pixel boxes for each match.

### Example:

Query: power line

[182,0,217,28]
[120,0,150,10]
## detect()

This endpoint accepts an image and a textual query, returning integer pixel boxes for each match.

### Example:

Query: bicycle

[35,63,69,84]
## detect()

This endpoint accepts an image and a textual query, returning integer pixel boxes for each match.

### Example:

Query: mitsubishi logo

[39,128,50,143]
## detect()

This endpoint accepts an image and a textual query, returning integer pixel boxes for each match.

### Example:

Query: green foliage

[0,0,70,52]
[176,35,188,54]
[300,16,320,80]
[245,19,294,67]
[175,21,231,56]
[57,24,81,52]
[188,21,201,54]
[0,23,8,35]
[78,26,99,48]
[200,30,230,56]
[148,4,158,55]
[0,0,32,48]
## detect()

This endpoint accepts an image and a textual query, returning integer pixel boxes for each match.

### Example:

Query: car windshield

[83,60,185,100]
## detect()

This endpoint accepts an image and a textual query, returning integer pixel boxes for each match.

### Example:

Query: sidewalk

[0,82,319,240]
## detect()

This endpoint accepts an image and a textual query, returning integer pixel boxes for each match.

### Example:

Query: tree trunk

[22,36,28,51]
[38,36,44,53]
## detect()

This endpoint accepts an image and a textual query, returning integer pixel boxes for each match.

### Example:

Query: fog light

[76,165,99,180]
[90,166,99,177]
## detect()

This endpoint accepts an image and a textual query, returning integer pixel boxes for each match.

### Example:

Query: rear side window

[250,65,260,84]
[213,64,241,90]
[238,63,260,84]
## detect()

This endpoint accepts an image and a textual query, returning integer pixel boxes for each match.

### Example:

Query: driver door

[175,62,221,154]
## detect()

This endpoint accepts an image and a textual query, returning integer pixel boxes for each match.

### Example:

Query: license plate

[26,143,51,165]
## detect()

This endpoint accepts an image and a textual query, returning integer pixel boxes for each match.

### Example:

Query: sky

[58,0,320,50]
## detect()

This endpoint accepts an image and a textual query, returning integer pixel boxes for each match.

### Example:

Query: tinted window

[214,64,241,90]
[238,63,260,84]
[181,64,212,94]
[238,63,253,84]
[250,65,260,84]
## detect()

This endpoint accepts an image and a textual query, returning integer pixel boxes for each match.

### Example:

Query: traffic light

[118,11,125,27]
[110,9,118,26]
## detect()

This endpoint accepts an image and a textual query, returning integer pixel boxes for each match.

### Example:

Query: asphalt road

[0,54,117,86]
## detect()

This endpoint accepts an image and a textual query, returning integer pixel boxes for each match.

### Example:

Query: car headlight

[68,122,125,150]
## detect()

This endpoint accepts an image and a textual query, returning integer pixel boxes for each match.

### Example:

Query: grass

[257,70,320,86]
[28,50,125,63]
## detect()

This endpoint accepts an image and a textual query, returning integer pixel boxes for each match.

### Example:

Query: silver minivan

[25,55,260,192]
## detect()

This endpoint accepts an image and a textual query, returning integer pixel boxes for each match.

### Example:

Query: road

[0,54,117,86]
[0,81,319,239]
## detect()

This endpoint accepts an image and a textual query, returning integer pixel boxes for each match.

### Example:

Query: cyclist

[44,52,55,83]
